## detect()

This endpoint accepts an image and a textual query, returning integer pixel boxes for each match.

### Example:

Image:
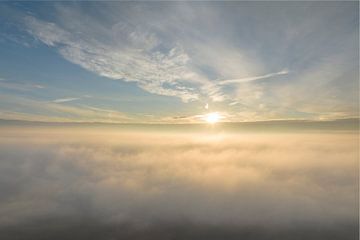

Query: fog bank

[0,127,358,239]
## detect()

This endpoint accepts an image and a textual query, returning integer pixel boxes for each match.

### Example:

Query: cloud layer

[0,127,357,239]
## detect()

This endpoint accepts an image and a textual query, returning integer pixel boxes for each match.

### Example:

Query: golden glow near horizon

[205,112,221,124]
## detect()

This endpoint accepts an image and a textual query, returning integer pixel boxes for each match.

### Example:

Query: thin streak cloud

[0,80,46,92]
[219,69,289,85]
[52,97,80,103]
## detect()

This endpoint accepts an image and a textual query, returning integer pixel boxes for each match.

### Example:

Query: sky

[0,1,358,123]
[0,3,358,239]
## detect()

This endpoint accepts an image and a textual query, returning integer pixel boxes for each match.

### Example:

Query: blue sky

[0,1,358,123]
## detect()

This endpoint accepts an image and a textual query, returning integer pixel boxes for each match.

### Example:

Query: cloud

[24,15,203,102]
[2,1,357,121]
[0,80,46,92]
[52,97,80,103]
[0,127,357,239]
[0,94,132,123]
[229,101,239,106]
[34,84,45,89]
[218,69,289,85]
[21,3,267,103]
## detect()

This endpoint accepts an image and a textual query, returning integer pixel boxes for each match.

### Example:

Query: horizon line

[0,117,358,126]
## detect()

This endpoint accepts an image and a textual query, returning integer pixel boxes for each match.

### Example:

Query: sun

[205,112,221,124]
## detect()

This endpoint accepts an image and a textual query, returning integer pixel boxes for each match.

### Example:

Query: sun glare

[205,112,221,124]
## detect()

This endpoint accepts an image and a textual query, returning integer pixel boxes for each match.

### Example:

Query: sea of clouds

[0,127,358,239]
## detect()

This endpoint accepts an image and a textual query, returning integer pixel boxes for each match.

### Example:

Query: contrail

[218,69,289,85]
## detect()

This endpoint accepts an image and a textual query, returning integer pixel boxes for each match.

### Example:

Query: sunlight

[205,112,221,124]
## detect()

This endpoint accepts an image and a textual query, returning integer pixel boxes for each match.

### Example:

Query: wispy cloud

[21,3,268,103]
[0,94,133,123]
[52,97,80,103]
[1,2,356,121]
[218,69,289,85]
[229,101,239,106]
[34,84,45,89]
[0,80,46,91]
[24,15,203,102]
